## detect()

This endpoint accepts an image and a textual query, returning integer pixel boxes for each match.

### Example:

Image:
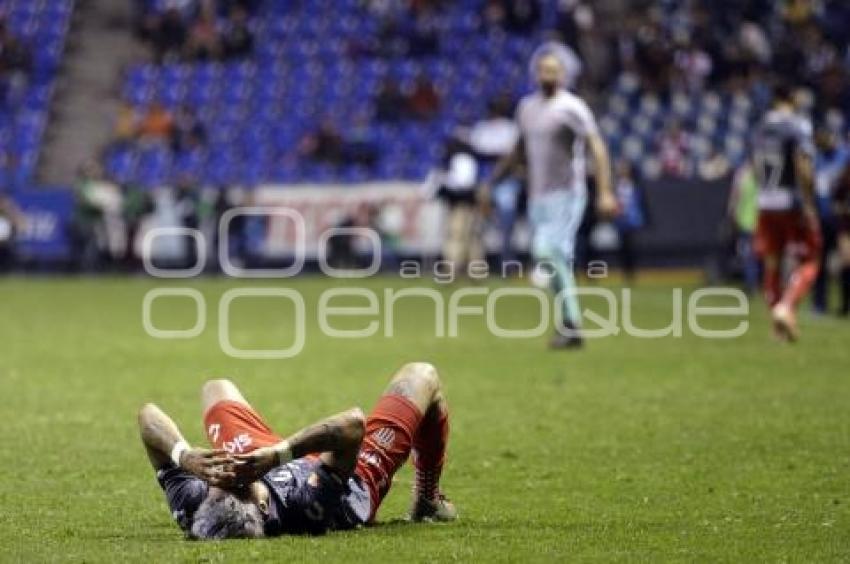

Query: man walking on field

[483,41,618,349]
[751,85,821,341]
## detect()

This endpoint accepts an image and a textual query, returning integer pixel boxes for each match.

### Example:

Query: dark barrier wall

[632,175,732,267]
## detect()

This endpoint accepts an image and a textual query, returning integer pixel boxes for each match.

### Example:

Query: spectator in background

[0,19,31,75]
[170,105,207,153]
[153,8,188,63]
[112,102,140,150]
[698,147,731,181]
[633,14,673,92]
[407,74,441,120]
[832,158,850,316]
[363,0,407,20]
[673,39,712,94]
[372,3,440,58]
[614,159,646,282]
[407,6,440,57]
[738,20,771,67]
[186,1,220,61]
[468,96,521,266]
[138,103,174,143]
[505,0,541,35]
[727,162,760,295]
[221,5,254,59]
[555,0,581,46]
[433,135,483,274]
[0,17,32,105]
[299,121,345,165]
[327,202,387,270]
[571,5,612,93]
[300,119,378,169]
[613,160,646,282]
[813,128,849,313]
[375,80,407,122]
[70,161,126,271]
[343,113,379,168]
[657,120,690,178]
[0,188,23,273]
[121,182,154,271]
[174,174,201,268]
[484,0,541,36]
[468,96,518,159]
[782,0,816,28]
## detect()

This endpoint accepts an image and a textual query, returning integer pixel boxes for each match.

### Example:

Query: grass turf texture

[0,275,848,562]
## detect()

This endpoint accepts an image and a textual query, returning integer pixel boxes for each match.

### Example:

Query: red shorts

[754,210,821,261]
[202,395,422,521]
[203,400,283,453]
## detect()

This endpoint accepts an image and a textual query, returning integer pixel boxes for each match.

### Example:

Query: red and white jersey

[751,108,815,211]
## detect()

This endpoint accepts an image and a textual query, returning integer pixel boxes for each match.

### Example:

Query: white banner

[253,182,445,257]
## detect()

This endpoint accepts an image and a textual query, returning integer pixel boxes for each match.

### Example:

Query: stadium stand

[109,0,539,186]
[0,0,72,189]
[100,0,849,188]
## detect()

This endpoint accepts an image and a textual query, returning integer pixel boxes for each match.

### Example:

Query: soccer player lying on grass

[138,362,456,539]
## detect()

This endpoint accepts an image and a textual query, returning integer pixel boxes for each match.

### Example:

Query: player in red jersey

[138,362,456,539]
[751,85,821,341]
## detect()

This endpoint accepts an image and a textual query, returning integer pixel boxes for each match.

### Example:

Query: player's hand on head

[232,446,279,483]
[179,448,237,487]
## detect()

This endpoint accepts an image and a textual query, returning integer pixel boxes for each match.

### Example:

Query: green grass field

[1,275,848,562]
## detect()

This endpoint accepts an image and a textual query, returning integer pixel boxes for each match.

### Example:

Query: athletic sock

[763,263,782,308]
[412,404,449,501]
[782,260,819,309]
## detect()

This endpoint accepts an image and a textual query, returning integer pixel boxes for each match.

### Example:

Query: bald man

[483,42,617,349]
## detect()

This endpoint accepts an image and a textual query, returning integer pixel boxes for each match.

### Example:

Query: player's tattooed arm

[137,403,235,486]
[285,408,366,460]
[234,408,366,479]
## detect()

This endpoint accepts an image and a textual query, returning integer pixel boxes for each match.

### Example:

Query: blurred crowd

[103,0,850,184]
[0,13,33,182]
[133,0,258,63]
[0,15,32,105]
[3,0,850,316]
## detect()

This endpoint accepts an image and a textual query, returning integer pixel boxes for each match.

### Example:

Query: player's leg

[394,365,453,521]
[200,379,282,453]
[755,211,783,308]
[443,206,466,270]
[201,378,249,412]
[355,362,455,522]
[532,190,587,348]
[773,215,822,341]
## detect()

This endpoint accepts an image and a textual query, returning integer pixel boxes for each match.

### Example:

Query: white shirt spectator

[469,117,519,158]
